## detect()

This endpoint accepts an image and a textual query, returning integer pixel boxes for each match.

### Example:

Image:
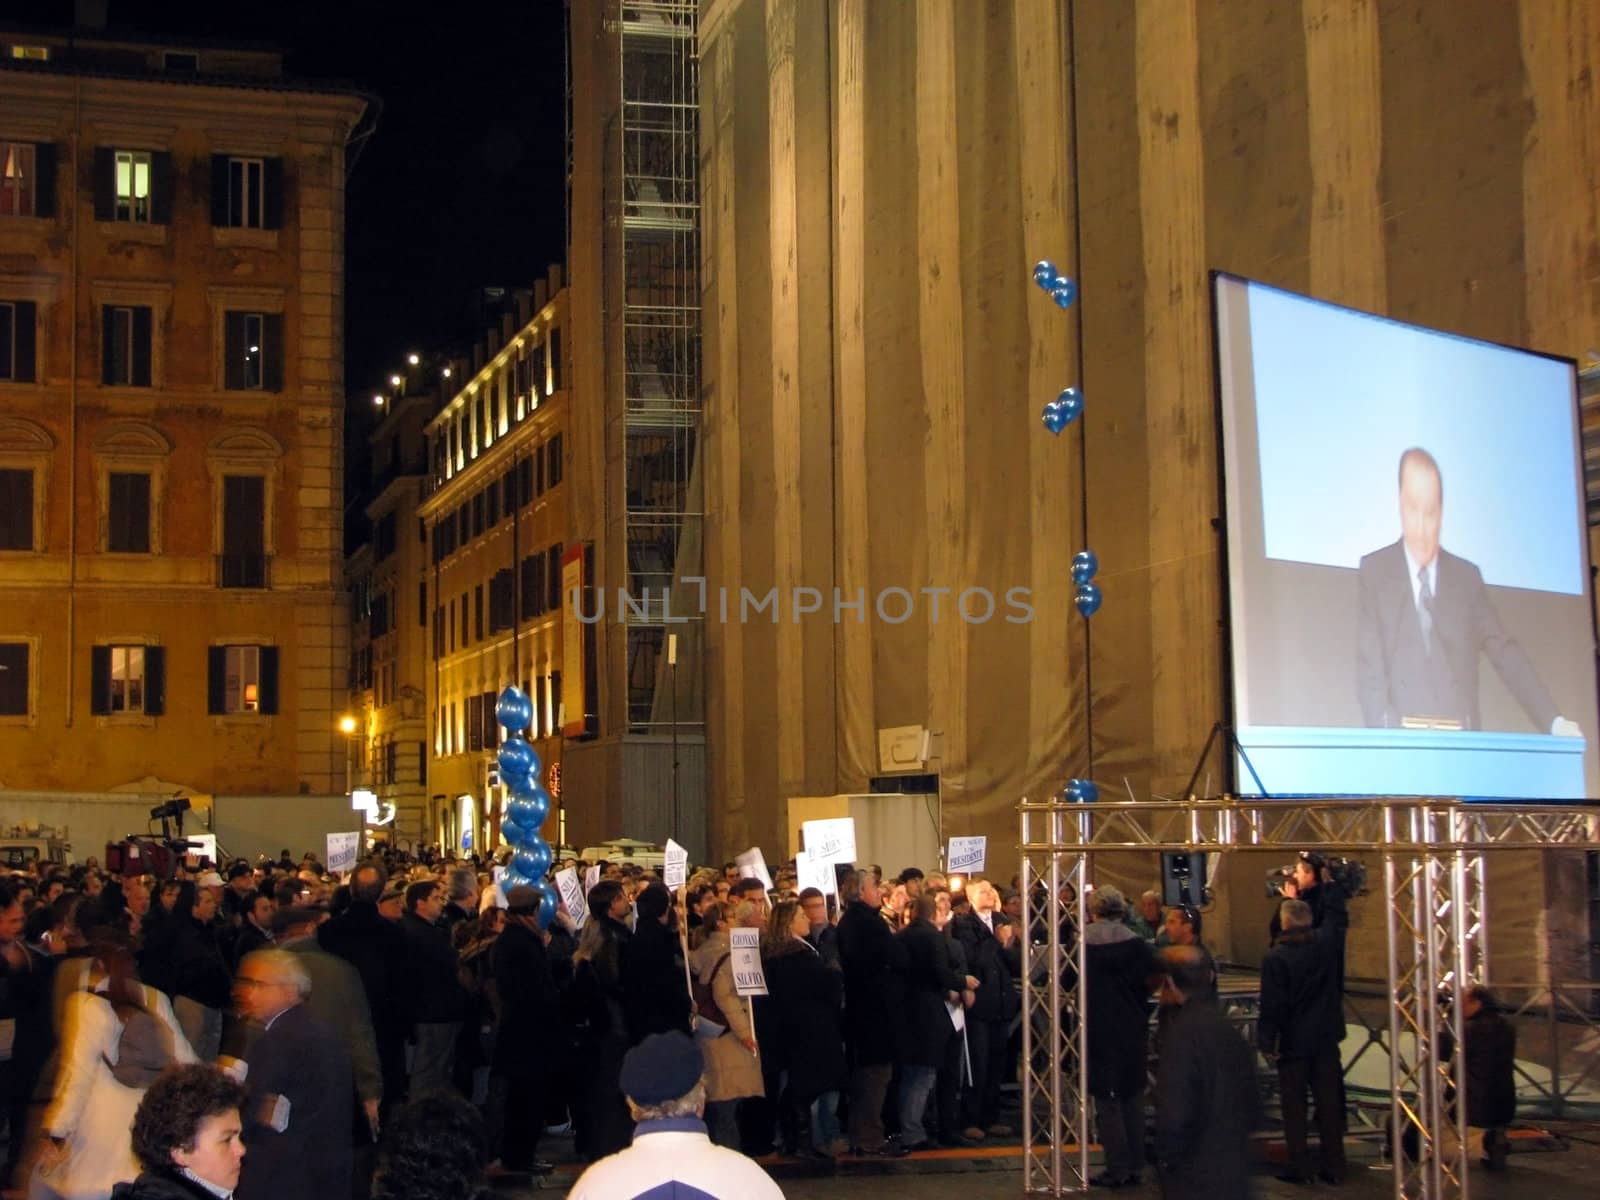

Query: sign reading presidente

[729,927,768,997]
[801,818,857,866]
[947,836,987,874]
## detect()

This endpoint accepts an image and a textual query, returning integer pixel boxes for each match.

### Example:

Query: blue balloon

[535,879,561,929]
[1055,387,1084,423]
[1071,549,1099,585]
[1033,259,1058,290]
[500,869,530,892]
[498,737,535,780]
[508,790,549,829]
[1074,581,1102,618]
[514,843,552,880]
[1068,778,1100,803]
[496,686,533,734]
[1051,277,1078,309]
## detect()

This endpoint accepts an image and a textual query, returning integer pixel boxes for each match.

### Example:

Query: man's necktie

[1417,566,1434,655]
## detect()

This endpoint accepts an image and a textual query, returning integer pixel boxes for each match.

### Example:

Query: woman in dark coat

[760,900,846,1156]
[489,890,560,1174]
[562,880,633,1162]
[895,895,971,1150]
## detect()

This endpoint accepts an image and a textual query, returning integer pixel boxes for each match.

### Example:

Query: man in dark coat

[1259,878,1349,1184]
[619,883,691,1044]
[491,887,561,1175]
[836,868,908,1155]
[232,949,354,1200]
[0,880,55,1191]
[896,894,974,1150]
[1155,946,1262,1200]
[1460,984,1516,1170]
[1084,886,1157,1188]
[317,862,410,1112]
[951,881,1012,1137]
[399,879,469,1097]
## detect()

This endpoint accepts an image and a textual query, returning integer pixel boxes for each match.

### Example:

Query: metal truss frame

[1019,796,1600,1200]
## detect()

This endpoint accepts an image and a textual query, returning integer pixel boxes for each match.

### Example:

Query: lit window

[241,313,263,389]
[115,151,151,222]
[1,143,35,217]
[225,645,261,713]
[9,45,49,61]
[108,646,145,713]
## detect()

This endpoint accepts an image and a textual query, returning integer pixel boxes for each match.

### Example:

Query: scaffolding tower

[615,0,703,734]
[1019,796,1600,1200]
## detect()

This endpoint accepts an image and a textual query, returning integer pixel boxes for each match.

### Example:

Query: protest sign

[947,835,987,874]
[801,818,857,866]
[555,867,588,928]
[583,863,601,894]
[186,833,218,868]
[729,927,768,997]
[795,849,836,896]
[664,839,689,892]
[325,832,361,877]
[734,846,773,892]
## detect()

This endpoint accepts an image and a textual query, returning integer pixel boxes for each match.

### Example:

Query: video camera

[1265,850,1368,899]
[104,795,203,880]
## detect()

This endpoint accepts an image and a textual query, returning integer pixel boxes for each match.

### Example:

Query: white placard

[729,927,768,996]
[664,839,689,892]
[802,818,857,866]
[947,836,987,874]
[325,832,361,877]
[794,849,836,896]
[734,847,773,892]
[556,867,588,928]
[187,833,218,867]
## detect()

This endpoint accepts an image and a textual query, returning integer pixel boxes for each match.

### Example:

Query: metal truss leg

[1385,806,1474,1200]
[1021,801,1089,1195]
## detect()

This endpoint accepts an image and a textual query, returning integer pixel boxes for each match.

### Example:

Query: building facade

[0,25,369,819]
[414,273,571,856]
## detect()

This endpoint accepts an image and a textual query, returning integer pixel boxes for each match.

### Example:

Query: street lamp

[338,714,357,793]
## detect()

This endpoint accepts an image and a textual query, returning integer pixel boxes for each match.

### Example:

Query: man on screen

[1356,447,1582,736]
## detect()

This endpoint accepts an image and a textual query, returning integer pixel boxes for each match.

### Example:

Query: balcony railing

[217,553,271,589]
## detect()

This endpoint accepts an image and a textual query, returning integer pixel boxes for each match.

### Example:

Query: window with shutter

[0,300,37,382]
[107,472,151,553]
[113,150,153,222]
[0,469,34,550]
[0,643,30,715]
[548,544,563,612]
[0,142,36,217]
[102,306,153,387]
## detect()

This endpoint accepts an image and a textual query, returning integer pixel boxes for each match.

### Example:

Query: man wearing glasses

[231,950,354,1200]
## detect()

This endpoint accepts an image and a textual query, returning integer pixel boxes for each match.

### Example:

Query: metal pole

[1383,805,1407,1199]
[668,634,680,839]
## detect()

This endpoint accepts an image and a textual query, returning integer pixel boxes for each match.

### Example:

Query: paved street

[501,1120,1600,1198]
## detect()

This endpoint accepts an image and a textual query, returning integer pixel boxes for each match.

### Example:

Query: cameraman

[1258,864,1350,1185]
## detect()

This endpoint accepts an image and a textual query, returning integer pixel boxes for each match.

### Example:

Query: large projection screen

[1214,273,1600,800]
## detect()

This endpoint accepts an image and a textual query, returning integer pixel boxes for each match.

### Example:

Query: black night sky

[1,0,569,521]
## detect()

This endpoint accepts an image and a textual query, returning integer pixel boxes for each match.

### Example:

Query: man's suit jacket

[237,1003,353,1200]
[1356,540,1556,733]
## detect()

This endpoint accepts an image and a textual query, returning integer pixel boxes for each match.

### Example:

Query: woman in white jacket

[29,937,195,1200]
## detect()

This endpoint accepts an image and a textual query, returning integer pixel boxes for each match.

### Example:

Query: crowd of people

[0,844,1518,1199]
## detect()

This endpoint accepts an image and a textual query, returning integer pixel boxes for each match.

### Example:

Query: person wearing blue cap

[568,1031,785,1200]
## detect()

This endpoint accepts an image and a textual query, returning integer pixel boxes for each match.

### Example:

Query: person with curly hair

[370,1091,490,1200]
[112,1063,246,1200]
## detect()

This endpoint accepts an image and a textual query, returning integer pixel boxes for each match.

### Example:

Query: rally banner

[326,832,361,877]
[947,835,987,874]
[801,818,857,866]
[664,839,689,892]
[555,867,588,928]
[734,846,774,892]
[729,927,768,997]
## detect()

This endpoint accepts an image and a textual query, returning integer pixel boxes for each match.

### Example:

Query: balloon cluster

[1065,777,1099,803]
[1072,549,1101,618]
[494,685,558,927]
[1033,260,1083,437]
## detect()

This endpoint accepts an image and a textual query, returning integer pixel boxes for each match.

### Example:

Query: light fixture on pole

[668,633,679,843]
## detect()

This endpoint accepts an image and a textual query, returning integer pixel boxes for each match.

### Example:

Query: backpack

[692,954,730,1028]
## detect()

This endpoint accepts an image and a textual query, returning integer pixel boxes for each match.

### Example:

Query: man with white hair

[232,948,354,1200]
